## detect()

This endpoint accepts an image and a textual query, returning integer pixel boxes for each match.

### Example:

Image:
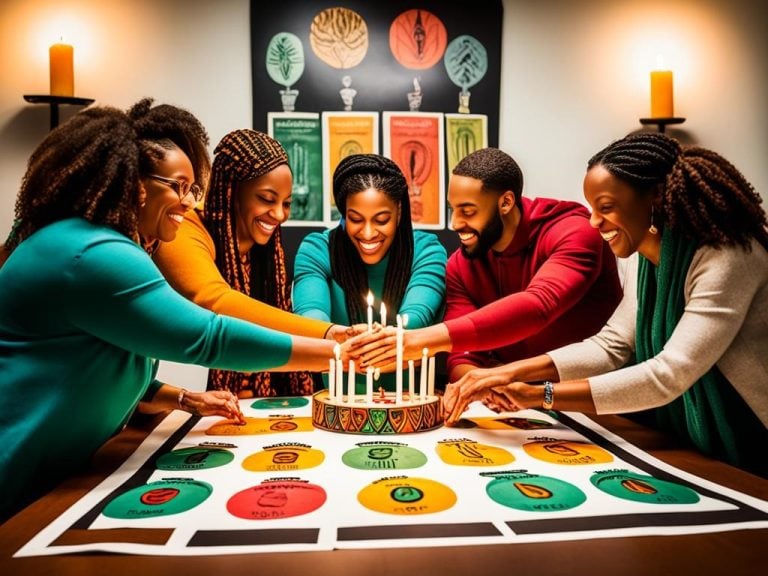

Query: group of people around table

[1,98,766,522]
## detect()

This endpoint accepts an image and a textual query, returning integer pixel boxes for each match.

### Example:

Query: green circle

[590,470,700,504]
[156,447,234,471]
[391,486,424,503]
[486,473,586,512]
[342,444,428,470]
[103,479,212,519]
[251,397,309,410]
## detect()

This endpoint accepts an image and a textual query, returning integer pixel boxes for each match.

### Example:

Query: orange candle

[650,69,673,118]
[50,42,74,97]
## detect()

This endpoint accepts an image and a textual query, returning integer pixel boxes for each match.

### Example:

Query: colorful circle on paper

[251,397,309,410]
[103,479,212,519]
[358,477,456,515]
[485,472,586,512]
[156,446,234,471]
[436,439,514,467]
[242,444,325,472]
[389,9,447,70]
[590,470,700,504]
[227,481,327,520]
[342,443,428,470]
[523,440,613,465]
[309,7,368,69]
[206,416,313,436]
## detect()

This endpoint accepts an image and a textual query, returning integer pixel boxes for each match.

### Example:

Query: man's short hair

[452,147,524,201]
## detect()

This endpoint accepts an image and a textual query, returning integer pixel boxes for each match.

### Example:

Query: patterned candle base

[311,389,443,434]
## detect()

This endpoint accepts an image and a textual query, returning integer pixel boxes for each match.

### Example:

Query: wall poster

[383,112,445,229]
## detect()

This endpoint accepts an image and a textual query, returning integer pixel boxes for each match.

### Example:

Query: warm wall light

[49,39,74,97]
[650,55,674,118]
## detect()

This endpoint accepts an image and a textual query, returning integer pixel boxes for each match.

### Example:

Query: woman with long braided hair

[443,133,768,476]
[0,101,345,521]
[153,129,353,398]
[293,153,447,392]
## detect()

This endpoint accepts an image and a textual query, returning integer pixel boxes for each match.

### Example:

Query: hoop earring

[649,206,658,235]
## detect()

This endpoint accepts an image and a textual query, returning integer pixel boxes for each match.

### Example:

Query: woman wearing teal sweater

[293,154,447,392]
[0,100,342,522]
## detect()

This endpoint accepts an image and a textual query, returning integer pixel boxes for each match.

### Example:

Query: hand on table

[442,368,522,426]
[181,390,246,425]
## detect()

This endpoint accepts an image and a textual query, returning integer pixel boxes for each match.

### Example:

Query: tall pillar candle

[650,69,674,118]
[348,359,355,404]
[408,360,415,403]
[50,42,74,97]
[427,355,436,397]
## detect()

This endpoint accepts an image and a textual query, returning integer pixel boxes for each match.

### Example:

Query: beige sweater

[548,240,768,427]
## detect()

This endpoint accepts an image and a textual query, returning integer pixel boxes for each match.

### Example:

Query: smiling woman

[153,129,349,398]
[292,153,448,393]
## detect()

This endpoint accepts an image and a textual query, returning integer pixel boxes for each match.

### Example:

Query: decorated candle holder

[311,389,443,434]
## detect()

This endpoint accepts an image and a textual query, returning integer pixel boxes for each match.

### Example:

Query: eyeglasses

[148,174,204,202]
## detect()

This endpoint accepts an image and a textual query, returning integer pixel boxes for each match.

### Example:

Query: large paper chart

[15,400,768,557]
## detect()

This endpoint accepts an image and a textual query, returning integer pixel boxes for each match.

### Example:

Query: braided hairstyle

[588,132,768,251]
[6,98,209,252]
[330,154,414,323]
[204,129,312,397]
[452,147,524,201]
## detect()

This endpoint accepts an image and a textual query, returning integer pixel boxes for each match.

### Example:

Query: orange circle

[389,9,447,70]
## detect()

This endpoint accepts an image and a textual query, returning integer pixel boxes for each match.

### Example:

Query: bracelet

[542,381,554,410]
[177,388,188,410]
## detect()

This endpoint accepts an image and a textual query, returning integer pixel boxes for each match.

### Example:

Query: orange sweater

[153,210,331,339]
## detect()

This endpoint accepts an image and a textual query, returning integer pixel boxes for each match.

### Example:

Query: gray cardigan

[548,239,768,427]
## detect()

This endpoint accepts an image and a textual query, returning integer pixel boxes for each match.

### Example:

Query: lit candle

[427,355,436,397]
[395,314,404,403]
[366,291,374,332]
[49,41,74,97]
[348,359,355,404]
[408,359,415,403]
[420,347,428,400]
[379,301,387,328]
[366,366,373,403]
[650,57,674,118]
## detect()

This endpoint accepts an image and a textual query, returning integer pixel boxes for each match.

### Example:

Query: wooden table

[1,413,766,576]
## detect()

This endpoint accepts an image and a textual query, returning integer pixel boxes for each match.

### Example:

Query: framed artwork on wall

[383,112,445,230]
[267,112,325,226]
[321,111,379,222]
[445,113,488,175]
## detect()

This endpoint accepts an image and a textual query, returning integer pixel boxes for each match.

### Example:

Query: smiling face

[137,146,196,243]
[234,163,292,253]
[448,174,507,258]
[344,187,399,265]
[584,165,661,264]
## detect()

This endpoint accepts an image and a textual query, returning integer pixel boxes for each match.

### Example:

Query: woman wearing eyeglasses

[152,129,361,399]
[0,100,345,522]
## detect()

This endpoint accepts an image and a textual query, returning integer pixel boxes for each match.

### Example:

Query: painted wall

[1,0,765,390]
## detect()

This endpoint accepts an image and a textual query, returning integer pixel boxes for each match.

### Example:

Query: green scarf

[636,230,751,467]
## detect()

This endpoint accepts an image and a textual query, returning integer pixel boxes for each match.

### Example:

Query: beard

[460,210,504,259]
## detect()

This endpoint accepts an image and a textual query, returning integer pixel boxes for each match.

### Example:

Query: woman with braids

[442,133,768,476]
[0,101,345,521]
[292,153,447,392]
[153,129,352,398]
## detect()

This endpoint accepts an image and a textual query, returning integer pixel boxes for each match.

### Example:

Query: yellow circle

[436,440,514,466]
[523,440,613,465]
[242,445,325,472]
[358,477,456,515]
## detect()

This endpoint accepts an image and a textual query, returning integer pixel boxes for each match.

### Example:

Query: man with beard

[351,147,622,384]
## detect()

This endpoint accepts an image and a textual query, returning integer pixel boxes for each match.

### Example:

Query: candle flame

[366,291,374,306]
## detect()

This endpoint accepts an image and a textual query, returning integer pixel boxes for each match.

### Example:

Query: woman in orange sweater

[153,129,353,397]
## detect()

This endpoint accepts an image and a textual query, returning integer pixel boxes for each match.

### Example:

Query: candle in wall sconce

[49,40,74,97]
[650,56,674,118]
[366,291,374,332]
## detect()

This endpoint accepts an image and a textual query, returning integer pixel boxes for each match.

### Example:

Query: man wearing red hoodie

[353,147,623,384]
[442,147,622,380]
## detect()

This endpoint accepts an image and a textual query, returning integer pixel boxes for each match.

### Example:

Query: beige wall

[1,0,765,388]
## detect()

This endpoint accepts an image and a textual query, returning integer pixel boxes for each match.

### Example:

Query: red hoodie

[444,196,622,375]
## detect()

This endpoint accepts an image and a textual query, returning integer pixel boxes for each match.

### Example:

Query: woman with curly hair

[153,129,353,398]
[293,153,447,393]
[0,100,343,521]
[443,133,768,477]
